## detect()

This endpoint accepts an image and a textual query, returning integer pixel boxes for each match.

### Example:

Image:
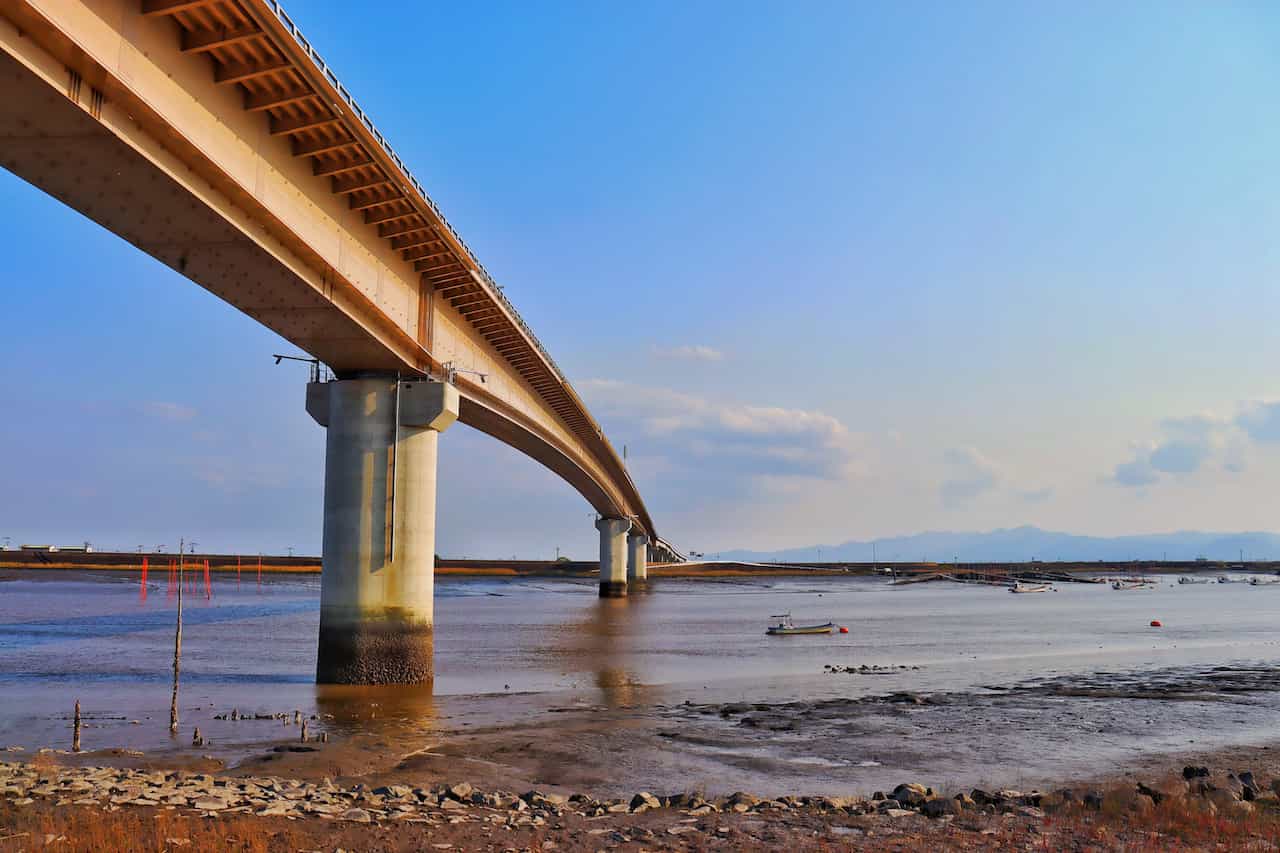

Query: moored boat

[1177,577,1210,585]
[765,613,835,636]
[1009,582,1051,594]
[1111,578,1153,590]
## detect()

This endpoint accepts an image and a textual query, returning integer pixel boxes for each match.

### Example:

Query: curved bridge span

[0,0,681,683]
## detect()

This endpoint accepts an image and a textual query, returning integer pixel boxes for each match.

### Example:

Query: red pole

[140,557,148,603]
[257,556,262,591]
[237,555,242,590]
[204,559,211,600]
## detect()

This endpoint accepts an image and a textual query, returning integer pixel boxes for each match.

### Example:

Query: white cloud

[1237,401,1280,443]
[940,447,1000,507]
[1109,404,1270,488]
[651,344,724,362]
[579,379,859,482]
[1148,439,1212,474]
[1112,452,1159,487]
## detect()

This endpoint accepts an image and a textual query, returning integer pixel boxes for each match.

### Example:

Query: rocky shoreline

[4,754,1280,850]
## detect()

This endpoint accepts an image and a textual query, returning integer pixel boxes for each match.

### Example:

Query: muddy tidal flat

[3,570,1280,848]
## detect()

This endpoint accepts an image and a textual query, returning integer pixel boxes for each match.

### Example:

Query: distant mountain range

[717,526,1280,563]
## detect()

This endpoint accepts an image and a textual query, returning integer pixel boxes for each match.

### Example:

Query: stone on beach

[890,783,931,807]
[629,791,660,813]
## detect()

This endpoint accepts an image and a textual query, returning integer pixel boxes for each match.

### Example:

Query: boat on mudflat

[1009,582,1052,594]
[765,613,835,636]
[1112,579,1153,590]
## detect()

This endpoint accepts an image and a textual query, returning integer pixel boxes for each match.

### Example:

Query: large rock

[1238,772,1261,801]
[630,792,661,813]
[922,798,961,818]
[192,797,227,811]
[890,783,930,807]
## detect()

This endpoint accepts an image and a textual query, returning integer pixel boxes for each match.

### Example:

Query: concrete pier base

[627,531,649,590]
[307,376,458,684]
[596,517,631,598]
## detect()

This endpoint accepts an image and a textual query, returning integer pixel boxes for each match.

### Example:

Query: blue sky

[4,1,1280,557]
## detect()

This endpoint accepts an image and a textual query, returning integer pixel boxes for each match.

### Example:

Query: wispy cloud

[651,344,724,362]
[1112,452,1159,487]
[579,379,859,482]
[1109,405,1269,487]
[1237,401,1280,443]
[1019,486,1054,503]
[940,447,1000,508]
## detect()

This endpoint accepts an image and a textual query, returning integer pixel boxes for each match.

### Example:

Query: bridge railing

[261,0,568,387]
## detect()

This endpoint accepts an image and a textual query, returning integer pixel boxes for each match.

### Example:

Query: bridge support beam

[627,531,649,589]
[307,376,459,684]
[596,517,631,598]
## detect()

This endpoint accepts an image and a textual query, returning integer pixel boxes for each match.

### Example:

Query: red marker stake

[237,555,242,590]
[140,557,148,603]
[257,556,262,591]
[204,560,211,600]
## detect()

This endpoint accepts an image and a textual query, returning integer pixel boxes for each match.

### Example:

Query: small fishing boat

[1218,576,1248,584]
[1009,582,1051,594]
[1111,578,1153,590]
[765,613,835,636]
[1177,577,1209,585]
[1249,577,1280,586]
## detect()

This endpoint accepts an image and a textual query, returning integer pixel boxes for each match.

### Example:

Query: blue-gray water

[2,570,1279,794]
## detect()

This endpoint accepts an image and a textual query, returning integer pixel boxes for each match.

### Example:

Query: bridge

[0,0,682,684]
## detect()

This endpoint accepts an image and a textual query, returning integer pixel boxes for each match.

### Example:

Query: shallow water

[2,571,1279,794]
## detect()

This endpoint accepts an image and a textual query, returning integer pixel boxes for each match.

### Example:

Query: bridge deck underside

[0,0,663,543]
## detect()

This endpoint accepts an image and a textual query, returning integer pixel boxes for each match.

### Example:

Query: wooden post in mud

[72,700,81,752]
[169,538,184,735]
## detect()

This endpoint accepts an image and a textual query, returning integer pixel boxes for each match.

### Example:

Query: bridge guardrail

[262,0,568,387]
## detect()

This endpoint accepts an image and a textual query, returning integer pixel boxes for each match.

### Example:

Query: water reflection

[572,595,649,708]
[314,683,437,739]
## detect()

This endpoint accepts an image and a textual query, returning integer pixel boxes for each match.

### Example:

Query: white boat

[765,613,835,636]
[1249,577,1280,586]
[1112,579,1153,590]
[1218,576,1248,584]
[1009,582,1051,594]
[1177,577,1210,585]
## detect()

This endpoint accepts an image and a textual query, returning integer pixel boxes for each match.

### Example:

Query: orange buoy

[1150,620,1162,627]
[839,626,849,634]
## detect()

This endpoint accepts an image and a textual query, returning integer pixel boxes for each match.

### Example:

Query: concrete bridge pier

[627,531,649,589]
[306,376,459,684]
[596,517,631,598]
